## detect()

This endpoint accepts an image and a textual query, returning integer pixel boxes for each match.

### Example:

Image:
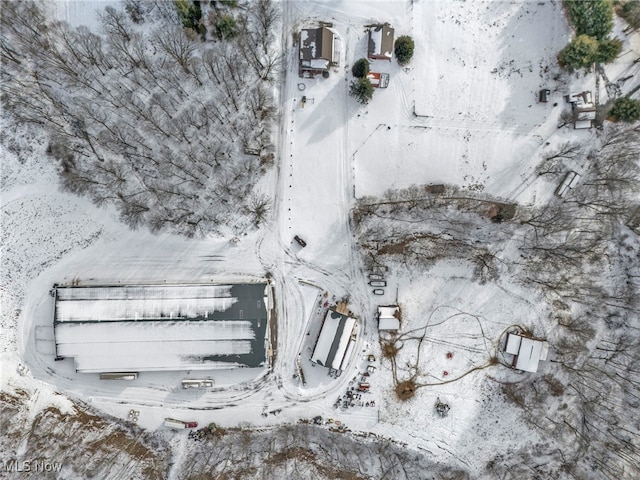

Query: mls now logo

[1,459,63,473]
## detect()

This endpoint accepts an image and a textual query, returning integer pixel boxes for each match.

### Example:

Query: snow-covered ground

[2,0,640,478]
[352,0,571,201]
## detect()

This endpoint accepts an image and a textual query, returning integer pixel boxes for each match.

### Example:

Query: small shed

[504,332,549,373]
[378,305,400,332]
[554,171,581,197]
[366,72,389,88]
[574,103,596,129]
[367,24,394,60]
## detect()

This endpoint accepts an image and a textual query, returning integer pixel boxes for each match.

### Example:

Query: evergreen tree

[352,58,370,78]
[215,14,237,40]
[596,37,622,63]
[620,0,640,29]
[558,34,599,70]
[349,77,374,104]
[394,35,415,66]
[609,97,640,122]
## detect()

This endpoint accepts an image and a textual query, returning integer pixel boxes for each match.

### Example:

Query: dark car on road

[294,235,307,247]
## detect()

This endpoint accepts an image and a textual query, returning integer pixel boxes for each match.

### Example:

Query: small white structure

[377,305,400,332]
[555,171,581,197]
[311,309,356,372]
[504,332,549,373]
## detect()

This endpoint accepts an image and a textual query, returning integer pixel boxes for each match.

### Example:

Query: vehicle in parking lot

[369,280,387,287]
[368,273,384,280]
[182,379,214,388]
[294,235,307,247]
[372,289,385,295]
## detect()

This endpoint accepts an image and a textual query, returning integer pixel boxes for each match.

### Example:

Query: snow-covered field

[2,0,640,479]
[352,0,571,200]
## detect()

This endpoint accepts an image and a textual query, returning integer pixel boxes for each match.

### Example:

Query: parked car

[369,280,387,287]
[372,289,385,295]
[368,273,384,280]
[294,235,307,247]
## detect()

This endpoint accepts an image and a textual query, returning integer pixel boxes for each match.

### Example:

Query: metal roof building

[299,27,338,73]
[311,309,356,372]
[378,305,400,331]
[53,283,271,373]
[504,332,549,373]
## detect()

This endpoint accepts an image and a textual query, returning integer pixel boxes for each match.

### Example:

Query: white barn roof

[505,333,549,373]
[379,317,400,331]
[378,305,400,331]
[311,310,356,371]
[54,284,270,373]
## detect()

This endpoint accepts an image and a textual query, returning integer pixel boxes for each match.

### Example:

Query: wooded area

[1,0,280,236]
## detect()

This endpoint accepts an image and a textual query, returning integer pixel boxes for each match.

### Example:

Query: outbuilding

[311,309,357,372]
[504,332,549,373]
[378,305,400,332]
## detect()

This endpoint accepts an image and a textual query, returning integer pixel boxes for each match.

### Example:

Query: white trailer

[164,418,198,429]
[99,372,138,380]
[182,379,214,389]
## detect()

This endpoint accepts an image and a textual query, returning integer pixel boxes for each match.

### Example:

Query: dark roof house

[299,27,338,75]
[367,24,394,60]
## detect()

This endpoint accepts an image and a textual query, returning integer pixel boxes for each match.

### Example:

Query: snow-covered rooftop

[378,305,400,331]
[505,333,549,373]
[368,24,394,59]
[311,310,356,371]
[378,317,400,331]
[299,26,335,68]
[54,284,270,372]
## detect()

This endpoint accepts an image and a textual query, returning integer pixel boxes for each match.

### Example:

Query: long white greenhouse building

[53,283,272,373]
